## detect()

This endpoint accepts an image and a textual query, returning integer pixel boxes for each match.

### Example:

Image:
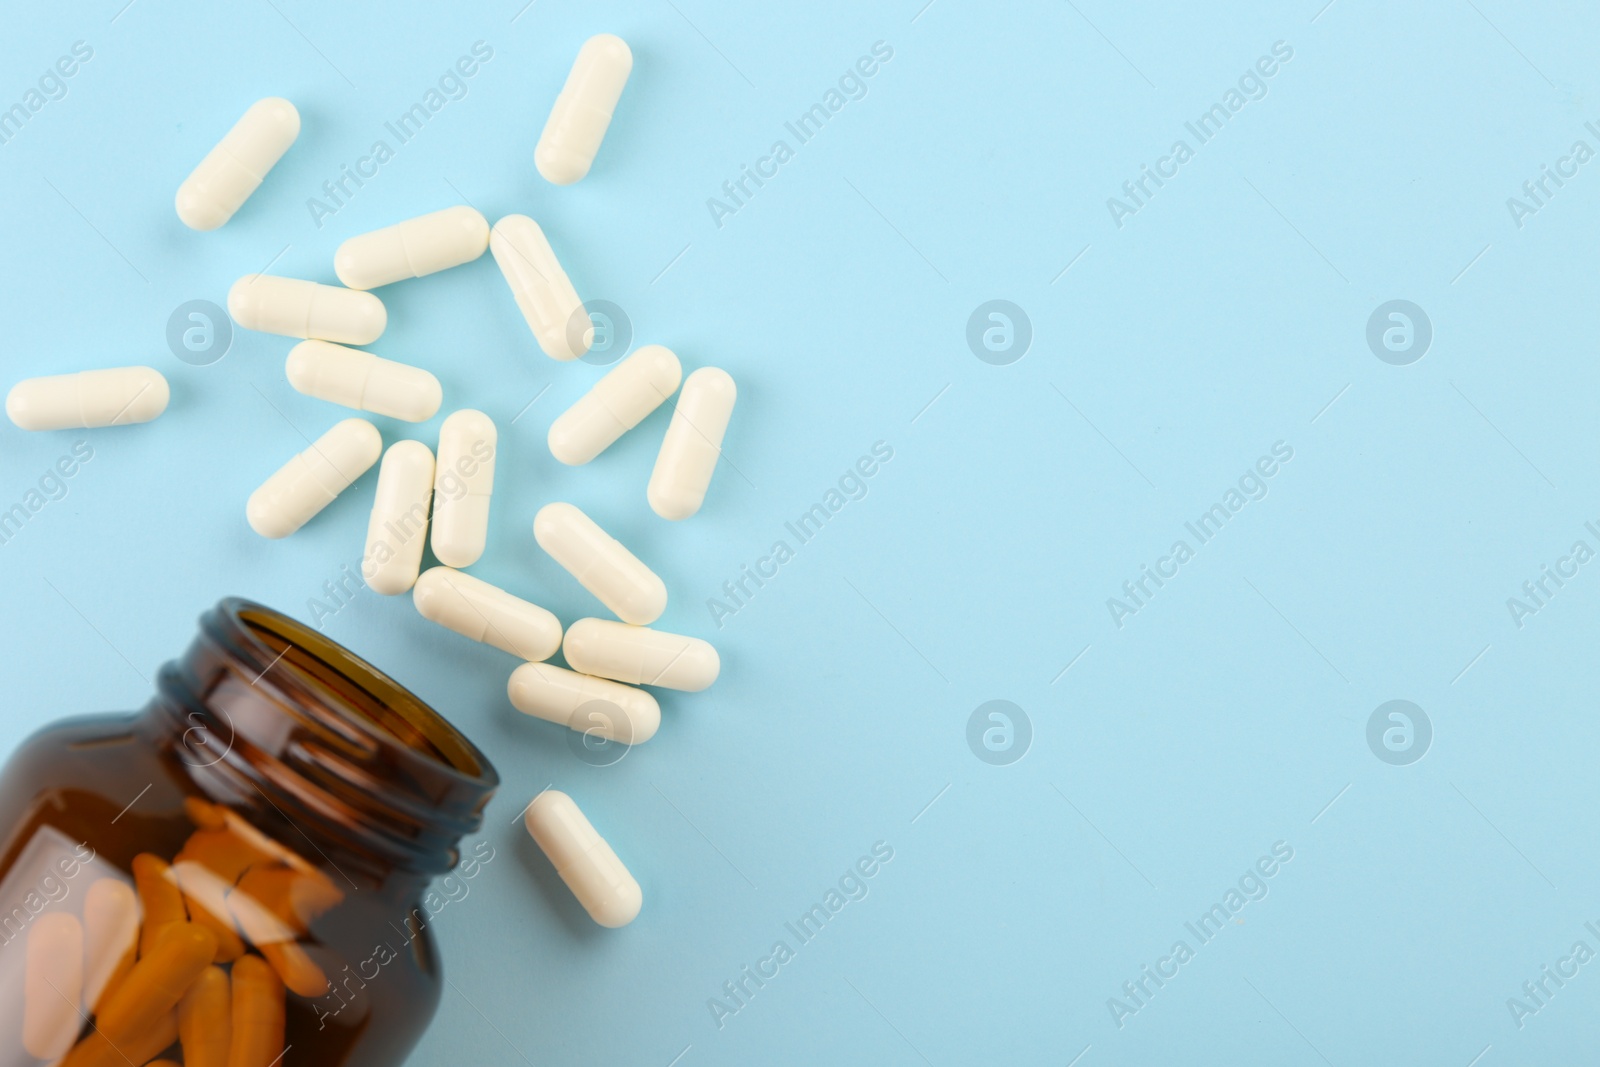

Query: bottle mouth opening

[159,598,499,876]
[233,604,487,783]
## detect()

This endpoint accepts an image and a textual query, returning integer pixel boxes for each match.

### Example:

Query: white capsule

[413,567,562,661]
[536,35,633,185]
[24,912,83,1060]
[364,441,435,595]
[334,206,491,290]
[563,618,720,691]
[534,503,665,625]
[286,340,442,423]
[648,367,737,520]
[228,274,387,345]
[247,418,381,539]
[176,97,300,231]
[6,367,169,431]
[489,214,589,361]
[524,790,641,927]
[509,662,660,744]
[548,345,681,465]
[431,409,496,567]
[82,878,139,1011]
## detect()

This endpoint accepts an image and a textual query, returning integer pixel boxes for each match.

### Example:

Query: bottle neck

[147,599,498,888]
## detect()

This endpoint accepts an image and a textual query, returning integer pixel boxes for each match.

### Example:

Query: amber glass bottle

[0,598,498,1066]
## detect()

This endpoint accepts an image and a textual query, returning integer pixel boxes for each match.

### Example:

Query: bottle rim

[157,597,500,877]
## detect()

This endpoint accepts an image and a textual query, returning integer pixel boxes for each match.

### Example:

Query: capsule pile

[6,31,720,969]
[23,798,333,1066]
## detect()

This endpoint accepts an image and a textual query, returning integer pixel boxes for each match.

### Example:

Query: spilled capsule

[364,441,434,595]
[176,98,300,230]
[431,409,496,567]
[247,419,381,539]
[489,214,589,361]
[7,367,169,430]
[286,340,441,422]
[413,567,562,661]
[335,205,490,290]
[648,367,737,520]
[563,617,720,691]
[548,344,681,465]
[509,661,659,745]
[228,274,387,345]
[524,790,641,927]
[536,35,633,185]
[534,502,665,624]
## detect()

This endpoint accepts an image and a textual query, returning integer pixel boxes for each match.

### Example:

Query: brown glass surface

[0,599,498,1067]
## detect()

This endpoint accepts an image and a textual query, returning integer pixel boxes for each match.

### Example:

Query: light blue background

[2,0,1598,1063]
